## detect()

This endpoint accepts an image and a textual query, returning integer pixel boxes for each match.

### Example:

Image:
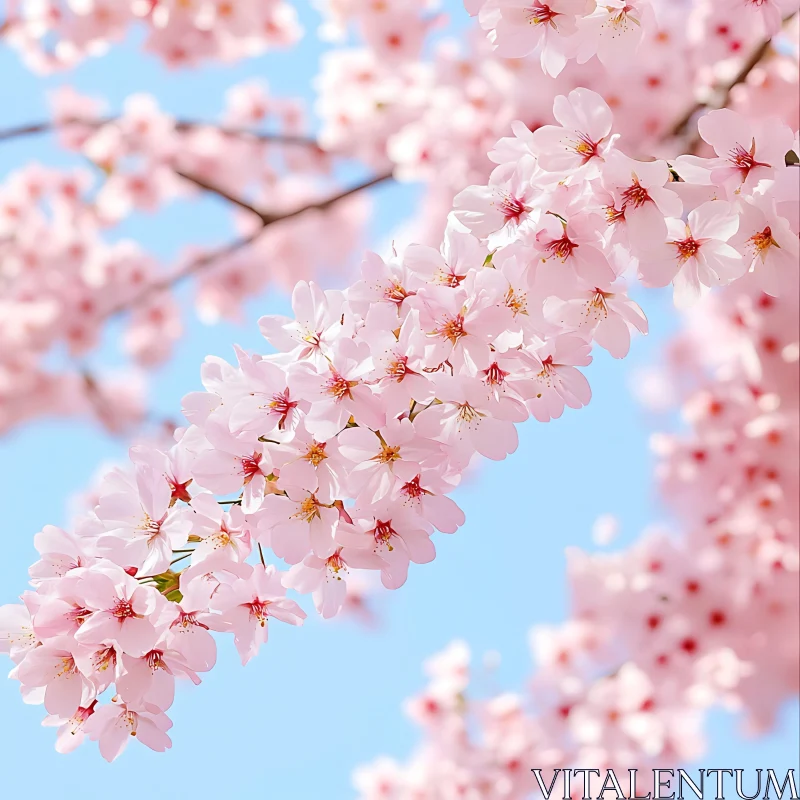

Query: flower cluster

[0,84,371,435]
[315,0,799,237]
[352,270,799,798]
[454,91,798,308]
[1,0,797,437]
[464,0,799,75]
[2,0,302,72]
[1,84,796,758]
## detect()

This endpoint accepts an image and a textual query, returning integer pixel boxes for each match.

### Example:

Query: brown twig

[104,171,395,317]
[0,116,319,147]
[173,168,273,222]
[668,13,797,140]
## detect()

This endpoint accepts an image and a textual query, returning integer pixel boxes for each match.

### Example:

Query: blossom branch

[669,12,797,139]
[0,116,319,147]
[104,171,395,316]
[172,169,274,222]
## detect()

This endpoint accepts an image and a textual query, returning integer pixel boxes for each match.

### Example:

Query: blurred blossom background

[0,1,797,796]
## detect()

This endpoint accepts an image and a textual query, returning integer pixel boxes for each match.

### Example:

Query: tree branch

[0,116,319,147]
[104,171,395,317]
[173,169,273,222]
[669,13,797,139]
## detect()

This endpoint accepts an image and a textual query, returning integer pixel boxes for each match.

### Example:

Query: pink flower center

[434,313,467,344]
[239,452,263,483]
[538,355,557,385]
[146,649,168,672]
[374,443,402,464]
[372,519,396,548]
[605,205,626,225]
[247,600,270,627]
[325,370,358,401]
[456,402,483,425]
[169,477,192,503]
[268,389,298,430]
[174,611,209,631]
[608,4,636,26]
[499,193,526,223]
[65,605,92,626]
[326,551,347,575]
[483,361,509,386]
[545,234,577,261]
[571,132,601,163]
[386,355,409,381]
[92,646,117,672]
[505,287,527,315]
[587,290,610,319]
[139,513,165,543]
[727,140,770,179]
[56,655,78,678]
[674,236,701,263]
[400,475,430,500]
[748,225,778,258]
[620,177,652,209]
[112,599,135,619]
[383,280,413,305]
[293,495,322,523]
[304,441,328,466]
[527,2,560,26]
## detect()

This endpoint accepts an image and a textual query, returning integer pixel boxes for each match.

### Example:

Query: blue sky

[0,2,797,797]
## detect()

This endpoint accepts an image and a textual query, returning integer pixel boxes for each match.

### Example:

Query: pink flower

[84,702,173,762]
[283,546,385,618]
[191,422,273,514]
[73,565,162,657]
[165,582,218,671]
[393,470,466,534]
[479,0,587,76]
[270,421,349,496]
[258,486,340,563]
[675,110,795,193]
[43,705,96,755]
[259,280,351,369]
[526,334,593,422]
[16,637,95,718]
[359,306,434,416]
[544,278,649,359]
[94,465,191,576]
[341,503,436,590]
[226,349,302,438]
[338,418,442,502]
[348,250,421,318]
[186,491,251,570]
[414,375,527,464]
[531,89,616,176]
[576,0,654,71]
[453,157,542,248]
[29,525,94,586]
[0,602,38,662]
[209,565,306,665]
[404,228,486,289]
[600,151,683,249]
[115,639,204,712]
[419,285,509,373]
[731,193,800,297]
[638,200,745,308]
[534,208,617,288]
[290,338,386,440]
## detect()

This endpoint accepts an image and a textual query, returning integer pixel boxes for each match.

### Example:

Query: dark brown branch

[669,13,797,139]
[173,169,273,222]
[104,171,395,317]
[0,116,318,147]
